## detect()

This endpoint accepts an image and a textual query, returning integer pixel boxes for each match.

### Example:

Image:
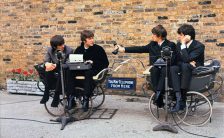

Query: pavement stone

[0,90,224,138]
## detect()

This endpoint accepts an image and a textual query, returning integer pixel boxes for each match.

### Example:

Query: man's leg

[157,67,167,92]
[170,66,185,112]
[170,66,181,92]
[51,71,62,107]
[150,66,160,92]
[82,70,96,111]
[40,71,56,104]
[66,70,83,109]
[65,69,75,97]
[180,63,193,103]
[181,63,193,90]
[150,66,164,107]
[84,70,96,97]
[156,67,170,108]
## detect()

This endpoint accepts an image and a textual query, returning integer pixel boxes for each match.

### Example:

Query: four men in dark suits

[42,24,205,113]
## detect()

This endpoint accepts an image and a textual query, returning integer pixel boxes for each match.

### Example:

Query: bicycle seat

[75,68,109,82]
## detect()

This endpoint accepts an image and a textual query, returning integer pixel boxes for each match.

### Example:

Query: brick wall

[1,0,224,94]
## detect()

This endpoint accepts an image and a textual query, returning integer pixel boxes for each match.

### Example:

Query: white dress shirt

[181,40,193,50]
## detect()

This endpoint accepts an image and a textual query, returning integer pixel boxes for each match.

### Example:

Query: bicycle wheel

[37,81,45,92]
[183,91,212,126]
[199,75,223,105]
[141,82,152,97]
[209,75,223,97]
[44,91,64,117]
[92,85,105,109]
[149,93,187,125]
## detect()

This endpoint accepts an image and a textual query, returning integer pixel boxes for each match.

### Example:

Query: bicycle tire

[44,92,64,117]
[92,85,105,109]
[183,91,212,126]
[149,93,188,125]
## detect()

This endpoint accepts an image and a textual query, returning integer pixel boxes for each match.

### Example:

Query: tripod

[50,57,76,130]
[152,48,178,133]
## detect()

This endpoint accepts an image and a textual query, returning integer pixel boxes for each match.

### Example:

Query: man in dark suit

[170,24,205,112]
[66,30,109,111]
[115,25,177,107]
[40,35,74,107]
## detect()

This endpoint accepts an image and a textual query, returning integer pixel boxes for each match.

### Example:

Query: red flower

[29,69,34,74]
[15,68,22,73]
[23,71,29,76]
[9,68,39,81]
[11,69,16,73]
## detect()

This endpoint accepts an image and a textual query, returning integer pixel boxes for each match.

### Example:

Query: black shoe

[179,101,186,110]
[153,91,164,108]
[171,104,179,112]
[171,92,183,112]
[157,102,165,108]
[82,97,89,112]
[68,98,76,110]
[171,100,185,112]
[40,96,49,104]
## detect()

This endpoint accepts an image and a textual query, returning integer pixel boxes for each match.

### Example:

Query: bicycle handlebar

[110,58,146,76]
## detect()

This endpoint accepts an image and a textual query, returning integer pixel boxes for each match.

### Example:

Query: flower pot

[6,79,44,95]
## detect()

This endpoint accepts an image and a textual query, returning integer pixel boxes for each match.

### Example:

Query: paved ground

[0,91,224,138]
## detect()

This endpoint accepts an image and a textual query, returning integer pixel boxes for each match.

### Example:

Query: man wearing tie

[115,25,177,108]
[170,24,205,112]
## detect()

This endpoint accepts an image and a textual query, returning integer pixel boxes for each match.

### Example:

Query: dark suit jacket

[74,43,109,75]
[176,40,205,67]
[44,45,74,64]
[124,39,177,66]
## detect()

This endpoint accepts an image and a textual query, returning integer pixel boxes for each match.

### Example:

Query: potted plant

[6,68,44,95]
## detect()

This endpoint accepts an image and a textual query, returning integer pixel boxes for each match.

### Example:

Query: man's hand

[180,35,191,50]
[45,62,56,71]
[114,45,125,53]
[190,61,196,67]
[85,60,93,64]
[181,35,191,45]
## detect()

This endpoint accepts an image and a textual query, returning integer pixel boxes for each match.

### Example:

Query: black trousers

[170,63,194,91]
[66,69,97,97]
[170,66,181,92]
[151,65,183,94]
[44,69,62,98]
[170,63,194,102]
[180,63,194,89]
[150,66,167,92]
